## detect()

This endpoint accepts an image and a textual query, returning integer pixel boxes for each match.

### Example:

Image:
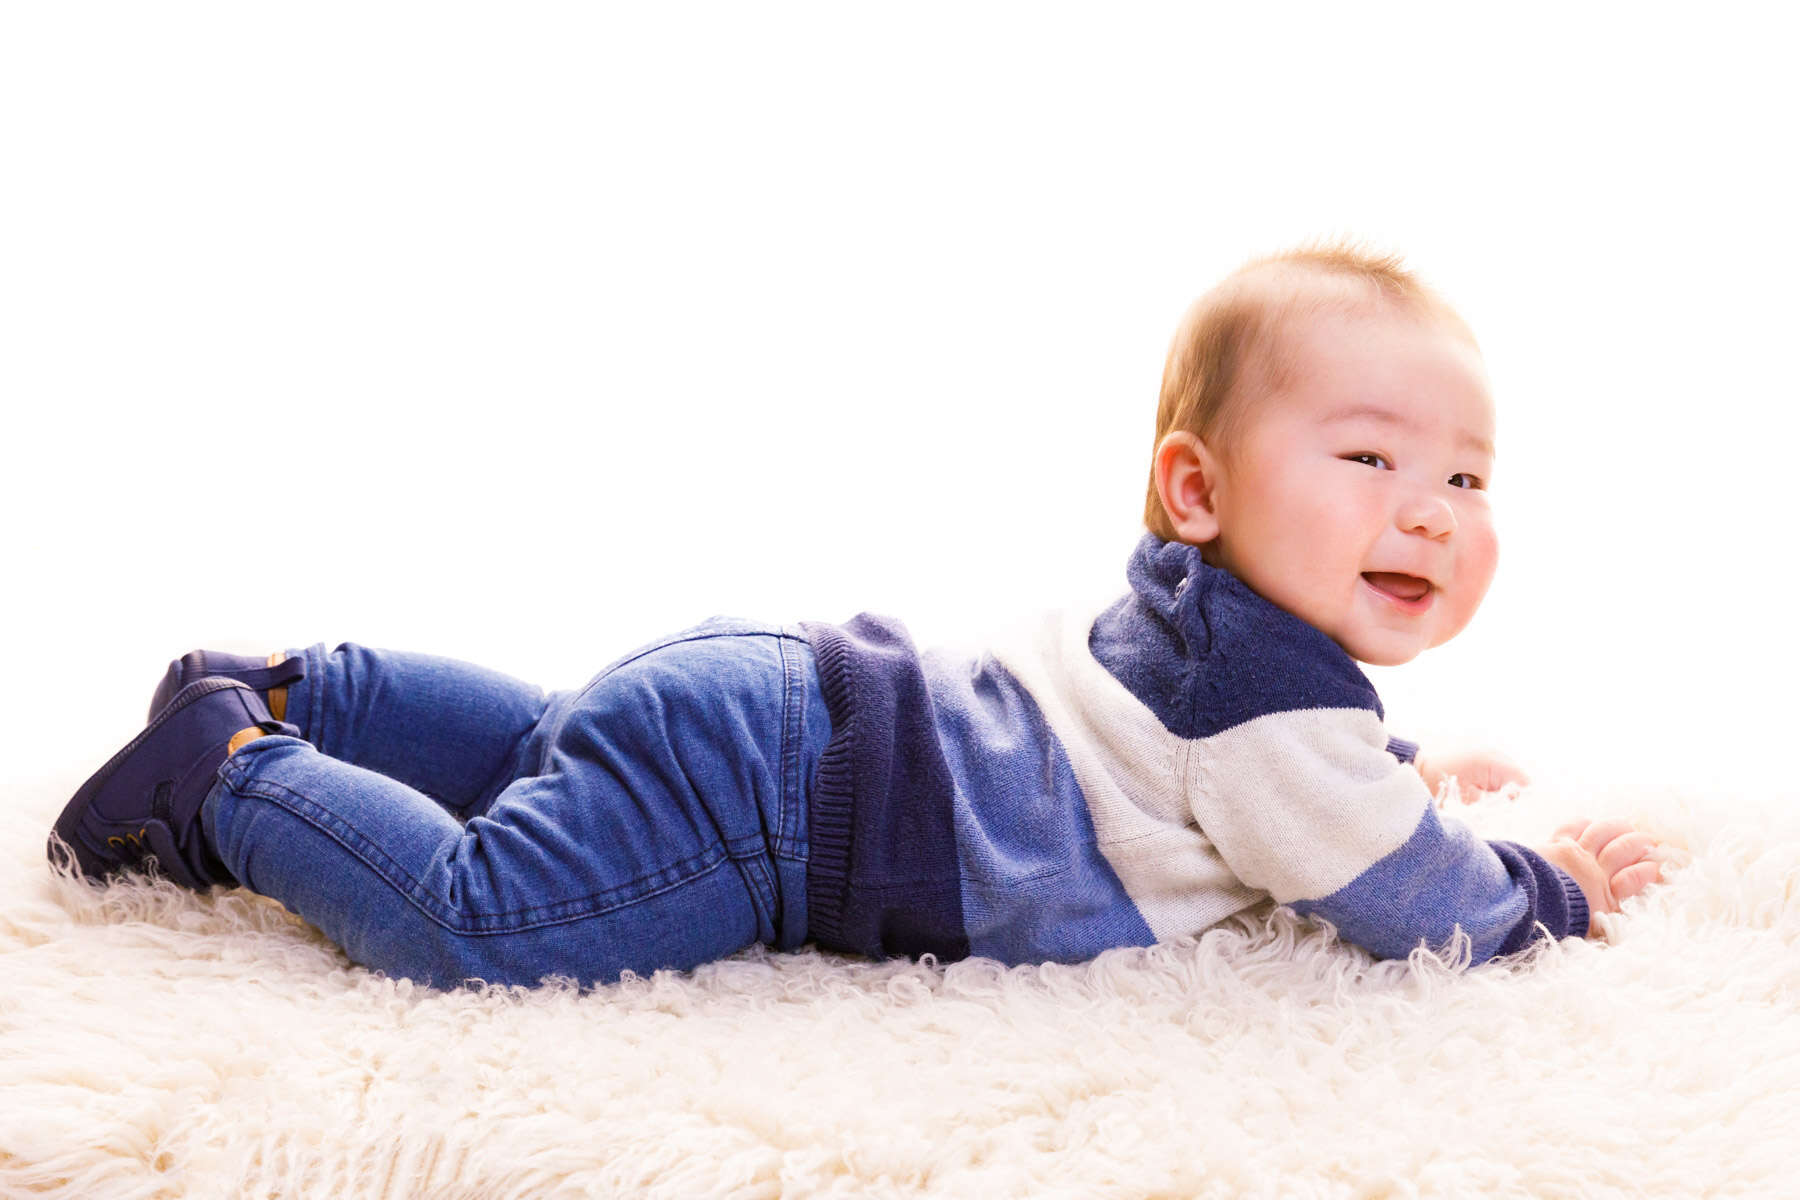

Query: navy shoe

[149,650,304,723]
[50,678,300,890]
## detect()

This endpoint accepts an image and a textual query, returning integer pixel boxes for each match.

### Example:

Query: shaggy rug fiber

[3,765,1795,1199]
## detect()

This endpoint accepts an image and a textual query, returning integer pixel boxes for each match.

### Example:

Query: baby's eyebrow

[1321,404,1495,459]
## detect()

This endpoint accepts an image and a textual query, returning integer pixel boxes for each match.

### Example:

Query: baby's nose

[1401,496,1457,539]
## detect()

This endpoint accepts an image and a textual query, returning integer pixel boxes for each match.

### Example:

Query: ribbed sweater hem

[799,622,857,952]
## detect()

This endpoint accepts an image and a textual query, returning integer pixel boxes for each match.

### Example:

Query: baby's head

[1145,243,1498,667]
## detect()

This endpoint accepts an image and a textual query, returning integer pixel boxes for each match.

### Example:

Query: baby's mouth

[1362,572,1433,603]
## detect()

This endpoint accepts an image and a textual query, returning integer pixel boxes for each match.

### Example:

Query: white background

[4,4,1794,801]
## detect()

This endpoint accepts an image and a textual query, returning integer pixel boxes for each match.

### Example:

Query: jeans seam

[736,852,778,934]
[778,633,796,848]
[227,773,736,935]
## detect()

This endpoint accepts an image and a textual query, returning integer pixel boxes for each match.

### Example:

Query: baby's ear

[1154,432,1223,545]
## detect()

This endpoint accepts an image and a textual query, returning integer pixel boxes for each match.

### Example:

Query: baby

[50,243,1662,990]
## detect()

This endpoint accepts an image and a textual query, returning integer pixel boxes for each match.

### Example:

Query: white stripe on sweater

[1188,708,1430,902]
[989,609,1261,941]
[990,608,1431,934]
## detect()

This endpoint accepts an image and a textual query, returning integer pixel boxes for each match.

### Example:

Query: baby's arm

[1535,817,1663,937]
[1193,711,1593,964]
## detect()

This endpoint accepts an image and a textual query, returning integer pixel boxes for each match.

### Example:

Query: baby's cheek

[1431,518,1499,646]
[1459,522,1501,609]
[1474,519,1500,581]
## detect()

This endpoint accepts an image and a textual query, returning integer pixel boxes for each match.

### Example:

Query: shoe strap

[230,655,306,692]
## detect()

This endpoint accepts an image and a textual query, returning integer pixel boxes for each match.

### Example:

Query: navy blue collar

[1103,533,1381,734]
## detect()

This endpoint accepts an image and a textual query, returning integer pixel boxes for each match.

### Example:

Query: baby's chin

[1336,635,1429,668]
[1351,647,1424,667]
[1337,606,1470,666]
[1344,621,1474,665]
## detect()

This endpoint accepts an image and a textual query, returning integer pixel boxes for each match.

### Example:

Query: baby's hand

[1415,747,1531,806]
[1536,817,1663,937]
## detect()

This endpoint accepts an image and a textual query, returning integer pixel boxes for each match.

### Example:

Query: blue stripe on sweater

[921,649,1156,963]
[1287,805,1590,962]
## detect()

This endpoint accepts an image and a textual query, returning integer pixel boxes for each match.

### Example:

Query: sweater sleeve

[1188,706,1589,964]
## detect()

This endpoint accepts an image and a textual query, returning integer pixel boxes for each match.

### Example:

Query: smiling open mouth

[1362,572,1432,603]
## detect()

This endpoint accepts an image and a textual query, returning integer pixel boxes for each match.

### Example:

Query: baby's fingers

[1575,818,1638,859]
[1596,830,1661,878]
[1552,816,1593,842]
[1610,859,1662,902]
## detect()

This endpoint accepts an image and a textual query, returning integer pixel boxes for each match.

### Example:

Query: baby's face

[1202,307,1499,666]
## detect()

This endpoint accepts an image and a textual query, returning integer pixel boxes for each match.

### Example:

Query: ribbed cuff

[1487,839,1593,958]
[1385,735,1420,764]
[1556,868,1591,939]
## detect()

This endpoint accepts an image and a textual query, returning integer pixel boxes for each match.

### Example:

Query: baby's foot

[53,679,298,889]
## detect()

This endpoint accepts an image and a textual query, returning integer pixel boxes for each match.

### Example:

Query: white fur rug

[4,768,1796,1199]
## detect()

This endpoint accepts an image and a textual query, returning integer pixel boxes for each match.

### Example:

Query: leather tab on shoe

[227,726,267,755]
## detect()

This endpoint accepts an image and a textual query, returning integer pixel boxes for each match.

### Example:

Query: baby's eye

[1346,453,1389,469]
[1448,472,1486,490]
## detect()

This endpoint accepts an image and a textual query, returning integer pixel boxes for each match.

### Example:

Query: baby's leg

[204,624,831,990]
[276,643,561,822]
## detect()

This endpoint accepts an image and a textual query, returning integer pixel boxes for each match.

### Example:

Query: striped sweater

[798,534,1587,967]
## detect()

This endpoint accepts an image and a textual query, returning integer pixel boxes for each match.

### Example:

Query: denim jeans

[201,619,831,990]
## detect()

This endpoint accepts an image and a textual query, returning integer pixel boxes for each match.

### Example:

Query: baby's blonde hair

[1142,240,1475,541]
